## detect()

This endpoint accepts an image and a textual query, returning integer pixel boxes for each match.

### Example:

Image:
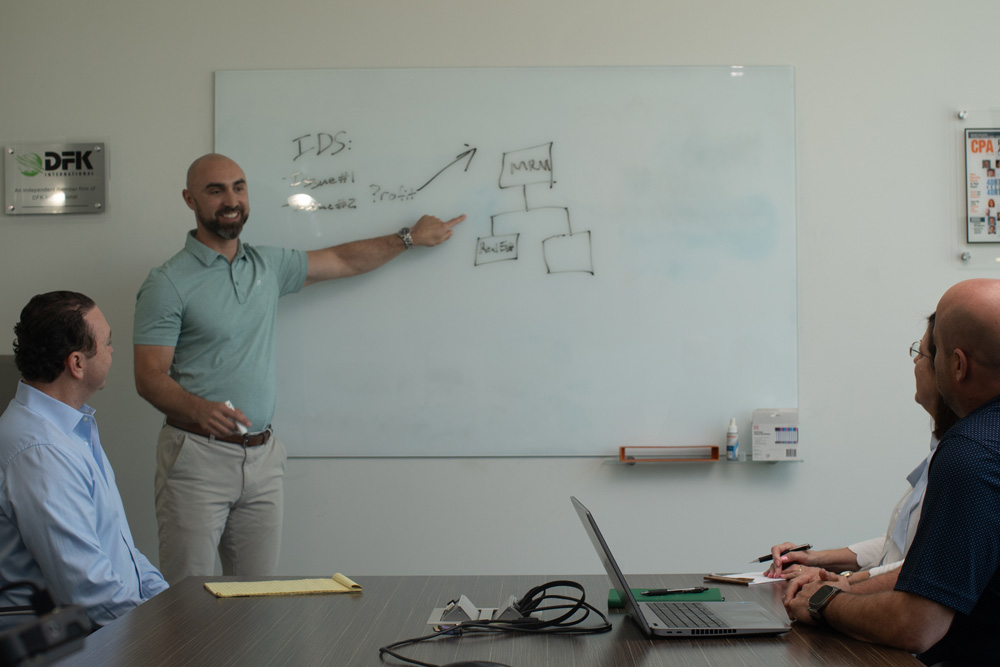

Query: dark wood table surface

[52,574,921,666]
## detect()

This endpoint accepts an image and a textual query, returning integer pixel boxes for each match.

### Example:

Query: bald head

[186,153,243,191]
[936,279,1000,367]
[934,279,1000,417]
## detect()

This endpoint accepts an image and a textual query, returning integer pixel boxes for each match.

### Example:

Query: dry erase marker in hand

[224,401,248,435]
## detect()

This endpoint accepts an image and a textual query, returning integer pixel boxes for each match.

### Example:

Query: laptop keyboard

[648,602,729,629]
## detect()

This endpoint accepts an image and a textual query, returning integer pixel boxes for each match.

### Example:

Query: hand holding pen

[754,542,812,577]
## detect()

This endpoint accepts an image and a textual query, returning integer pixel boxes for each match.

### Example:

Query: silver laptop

[571,496,790,637]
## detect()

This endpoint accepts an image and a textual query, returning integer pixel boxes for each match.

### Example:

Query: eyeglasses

[910,341,929,360]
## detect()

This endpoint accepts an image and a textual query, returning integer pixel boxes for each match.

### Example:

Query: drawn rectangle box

[499,142,554,189]
[543,231,593,275]
[475,234,518,265]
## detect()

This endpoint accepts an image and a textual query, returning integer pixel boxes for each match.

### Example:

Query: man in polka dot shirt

[786,279,1000,665]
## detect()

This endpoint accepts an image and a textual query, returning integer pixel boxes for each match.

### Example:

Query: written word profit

[370,184,417,203]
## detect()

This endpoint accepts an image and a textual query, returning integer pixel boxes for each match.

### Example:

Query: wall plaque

[4,142,106,215]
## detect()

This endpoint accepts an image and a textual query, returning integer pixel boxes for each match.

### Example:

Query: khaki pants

[154,424,286,585]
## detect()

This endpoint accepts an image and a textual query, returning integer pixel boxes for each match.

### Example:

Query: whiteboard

[215,67,797,457]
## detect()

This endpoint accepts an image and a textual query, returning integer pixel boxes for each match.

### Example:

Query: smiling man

[133,153,464,584]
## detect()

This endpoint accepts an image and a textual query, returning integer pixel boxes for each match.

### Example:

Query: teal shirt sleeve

[133,267,184,347]
[272,246,309,297]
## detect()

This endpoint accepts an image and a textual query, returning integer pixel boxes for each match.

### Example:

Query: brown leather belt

[165,418,272,447]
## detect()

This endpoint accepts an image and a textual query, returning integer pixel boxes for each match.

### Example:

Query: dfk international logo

[16,151,94,177]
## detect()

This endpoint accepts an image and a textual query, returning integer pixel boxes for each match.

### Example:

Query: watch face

[809,585,840,608]
[810,585,830,603]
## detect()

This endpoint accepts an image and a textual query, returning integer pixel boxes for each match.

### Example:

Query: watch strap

[808,585,842,625]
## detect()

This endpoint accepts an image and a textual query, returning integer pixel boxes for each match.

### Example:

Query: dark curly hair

[13,291,96,383]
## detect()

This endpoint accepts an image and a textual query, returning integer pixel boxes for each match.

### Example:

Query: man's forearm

[848,568,899,594]
[304,214,463,285]
[304,234,405,285]
[135,370,206,423]
[823,589,952,654]
[134,345,249,437]
[329,234,406,275]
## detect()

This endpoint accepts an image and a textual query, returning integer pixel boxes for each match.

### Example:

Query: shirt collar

[15,380,95,437]
[906,435,939,488]
[957,394,1000,425]
[184,229,245,267]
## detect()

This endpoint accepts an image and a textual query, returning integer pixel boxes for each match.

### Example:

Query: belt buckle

[242,428,271,447]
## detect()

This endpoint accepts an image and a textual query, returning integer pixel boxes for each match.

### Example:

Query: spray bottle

[726,418,739,461]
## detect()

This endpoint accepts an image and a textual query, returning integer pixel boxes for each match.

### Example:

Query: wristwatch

[808,585,842,624]
[397,227,414,249]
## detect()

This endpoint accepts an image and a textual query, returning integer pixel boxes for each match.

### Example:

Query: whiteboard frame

[215,66,798,458]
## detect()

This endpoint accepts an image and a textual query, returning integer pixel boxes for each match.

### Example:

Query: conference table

[52,574,920,666]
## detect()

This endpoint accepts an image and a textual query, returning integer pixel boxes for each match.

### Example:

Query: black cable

[0,581,54,617]
[378,580,612,667]
[379,624,473,667]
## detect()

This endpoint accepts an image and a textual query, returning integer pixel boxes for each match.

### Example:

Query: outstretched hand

[411,214,465,247]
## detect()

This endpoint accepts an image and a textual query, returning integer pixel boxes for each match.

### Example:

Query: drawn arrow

[415,145,477,192]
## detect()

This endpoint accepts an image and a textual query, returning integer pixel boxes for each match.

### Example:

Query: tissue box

[751,409,800,461]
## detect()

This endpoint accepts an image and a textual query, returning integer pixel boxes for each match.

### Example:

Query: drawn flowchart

[475,142,594,275]
[282,136,593,276]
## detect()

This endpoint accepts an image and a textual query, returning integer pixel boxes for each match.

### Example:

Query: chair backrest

[0,356,19,408]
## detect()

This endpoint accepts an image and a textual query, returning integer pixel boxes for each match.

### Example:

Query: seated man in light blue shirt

[0,291,167,628]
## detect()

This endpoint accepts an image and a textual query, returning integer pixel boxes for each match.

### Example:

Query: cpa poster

[966,129,1000,243]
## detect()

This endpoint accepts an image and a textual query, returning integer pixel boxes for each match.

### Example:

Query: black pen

[641,587,708,596]
[750,543,812,563]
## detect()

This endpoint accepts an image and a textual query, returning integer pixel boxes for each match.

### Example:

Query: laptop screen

[571,496,651,633]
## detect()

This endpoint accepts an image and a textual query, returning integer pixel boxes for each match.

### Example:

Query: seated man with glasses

[784,279,1000,665]
[764,314,957,592]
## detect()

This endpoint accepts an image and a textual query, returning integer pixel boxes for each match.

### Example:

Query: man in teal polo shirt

[133,153,464,583]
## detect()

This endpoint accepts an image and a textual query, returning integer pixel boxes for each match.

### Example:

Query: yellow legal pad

[204,573,362,598]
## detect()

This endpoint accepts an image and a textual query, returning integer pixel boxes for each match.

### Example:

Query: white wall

[2,0,997,579]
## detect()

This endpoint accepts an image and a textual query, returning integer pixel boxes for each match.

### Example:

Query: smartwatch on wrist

[808,585,842,624]
[397,227,414,249]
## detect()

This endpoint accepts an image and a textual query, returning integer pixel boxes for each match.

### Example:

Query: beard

[198,205,248,241]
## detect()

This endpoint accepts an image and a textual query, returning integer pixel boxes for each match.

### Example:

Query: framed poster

[966,129,1000,243]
